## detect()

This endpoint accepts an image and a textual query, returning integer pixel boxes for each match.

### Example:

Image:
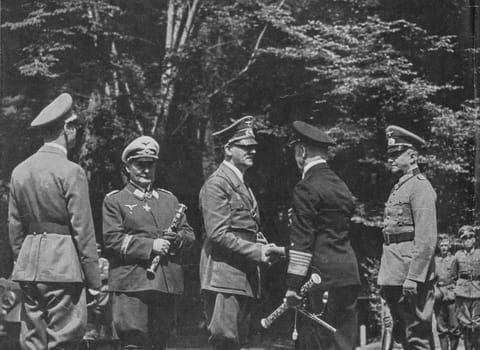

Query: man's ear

[224,144,232,157]
[300,144,307,159]
[409,150,418,162]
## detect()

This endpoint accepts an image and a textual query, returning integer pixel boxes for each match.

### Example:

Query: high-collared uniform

[9,143,102,350]
[286,161,360,350]
[378,168,437,349]
[434,253,460,350]
[102,182,195,350]
[452,248,480,330]
[199,161,264,350]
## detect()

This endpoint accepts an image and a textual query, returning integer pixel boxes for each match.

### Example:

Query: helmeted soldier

[434,234,460,350]
[452,225,480,350]
[8,93,104,350]
[378,125,437,349]
[102,136,195,350]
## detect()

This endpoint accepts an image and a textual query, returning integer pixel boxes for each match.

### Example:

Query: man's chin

[390,166,401,174]
[133,179,152,188]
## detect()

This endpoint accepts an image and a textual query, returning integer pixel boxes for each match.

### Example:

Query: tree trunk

[201,117,217,179]
[471,0,480,223]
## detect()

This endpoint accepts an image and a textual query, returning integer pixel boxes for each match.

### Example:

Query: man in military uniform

[199,116,281,350]
[378,125,437,350]
[452,225,480,350]
[434,234,460,350]
[8,93,103,350]
[283,121,361,350]
[102,136,195,350]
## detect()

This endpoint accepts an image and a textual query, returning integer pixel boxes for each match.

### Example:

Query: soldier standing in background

[8,93,104,350]
[452,225,480,350]
[102,136,195,350]
[378,125,437,350]
[282,121,361,350]
[434,234,460,350]
[199,116,282,350]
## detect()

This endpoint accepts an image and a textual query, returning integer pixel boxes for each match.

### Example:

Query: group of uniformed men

[5,92,468,350]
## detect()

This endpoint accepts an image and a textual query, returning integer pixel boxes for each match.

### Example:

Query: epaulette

[417,174,427,181]
[106,190,120,197]
[157,188,174,196]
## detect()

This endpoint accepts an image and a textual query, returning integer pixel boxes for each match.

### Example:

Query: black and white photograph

[1,1,480,349]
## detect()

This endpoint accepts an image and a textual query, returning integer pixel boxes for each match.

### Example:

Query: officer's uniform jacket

[452,249,480,299]
[199,162,263,298]
[102,182,195,294]
[8,144,101,289]
[286,162,360,291]
[378,168,437,286]
[435,253,456,301]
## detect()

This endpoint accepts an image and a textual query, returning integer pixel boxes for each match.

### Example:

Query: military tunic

[453,249,480,299]
[434,253,460,348]
[452,249,480,330]
[286,161,360,350]
[102,182,195,349]
[378,170,437,286]
[8,143,102,350]
[199,161,263,350]
[378,168,437,349]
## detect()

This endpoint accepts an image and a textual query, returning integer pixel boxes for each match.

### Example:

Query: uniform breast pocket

[229,194,248,212]
[472,256,480,273]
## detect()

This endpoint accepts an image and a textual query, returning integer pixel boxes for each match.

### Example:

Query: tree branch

[171,0,286,136]
[179,0,200,48]
[165,0,175,50]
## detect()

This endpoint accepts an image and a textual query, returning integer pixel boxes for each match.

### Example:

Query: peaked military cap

[386,125,426,154]
[30,93,78,128]
[288,120,335,147]
[213,115,258,146]
[122,136,160,163]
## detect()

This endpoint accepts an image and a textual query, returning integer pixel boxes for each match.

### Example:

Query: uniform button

[398,209,403,215]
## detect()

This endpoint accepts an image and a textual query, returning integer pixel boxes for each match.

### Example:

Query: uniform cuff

[83,261,102,290]
[287,250,312,277]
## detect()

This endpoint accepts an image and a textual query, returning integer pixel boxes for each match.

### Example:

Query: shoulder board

[106,190,120,197]
[157,188,174,196]
[416,174,427,181]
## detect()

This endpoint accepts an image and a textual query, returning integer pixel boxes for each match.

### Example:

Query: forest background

[1,0,480,341]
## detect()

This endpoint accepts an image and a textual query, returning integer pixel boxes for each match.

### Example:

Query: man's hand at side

[284,289,302,307]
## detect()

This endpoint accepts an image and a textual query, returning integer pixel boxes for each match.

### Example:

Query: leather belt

[383,231,414,245]
[459,273,480,281]
[27,222,70,235]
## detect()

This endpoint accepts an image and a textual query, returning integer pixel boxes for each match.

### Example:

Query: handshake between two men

[257,232,287,265]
